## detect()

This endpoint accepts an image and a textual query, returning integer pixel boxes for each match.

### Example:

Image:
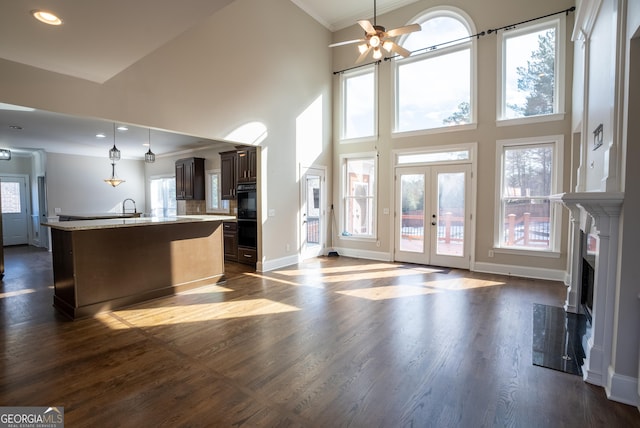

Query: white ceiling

[0,0,417,159]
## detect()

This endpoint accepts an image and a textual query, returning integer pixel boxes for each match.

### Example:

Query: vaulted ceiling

[0,0,419,158]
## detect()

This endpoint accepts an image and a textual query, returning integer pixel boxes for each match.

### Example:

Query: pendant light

[104,123,125,186]
[108,123,121,162]
[104,162,125,187]
[145,128,155,163]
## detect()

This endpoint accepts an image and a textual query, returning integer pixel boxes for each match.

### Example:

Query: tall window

[394,8,475,133]
[150,176,176,217]
[495,136,563,253]
[206,170,229,213]
[341,65,376,140]
[498,16,565,121]
[342,155,376,238]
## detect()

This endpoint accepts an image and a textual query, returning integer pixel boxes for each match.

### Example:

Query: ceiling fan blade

[329,38,365,48]
[355,46,372,64]
[386,23,421,38]
[387,41,411,58]
[358,19,376,34]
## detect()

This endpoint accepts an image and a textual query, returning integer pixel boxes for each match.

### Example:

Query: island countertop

[43,214,236,231]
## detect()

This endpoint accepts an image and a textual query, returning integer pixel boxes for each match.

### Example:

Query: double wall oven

[236,183,257,250]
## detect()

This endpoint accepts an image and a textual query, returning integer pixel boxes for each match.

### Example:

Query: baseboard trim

[473,261,565,282]
[258,254,299,272]
[606,366,640,407]
[333,247,392,261]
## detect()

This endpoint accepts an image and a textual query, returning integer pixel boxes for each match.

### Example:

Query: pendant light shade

[108,123,121,161]
[145,128,155,163]
[104,162,125,187]
[104,123,124,186]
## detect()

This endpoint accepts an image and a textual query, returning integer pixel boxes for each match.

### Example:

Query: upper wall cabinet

[220,151,237,200]
[237,147,257,183]
[175,157,205,200]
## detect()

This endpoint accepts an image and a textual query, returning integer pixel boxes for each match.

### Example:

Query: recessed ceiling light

[31,10,63,26]
[96,133,106,138]
[117,126,128,131]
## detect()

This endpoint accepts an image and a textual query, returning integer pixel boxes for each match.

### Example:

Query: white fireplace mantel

[550,192,624,388]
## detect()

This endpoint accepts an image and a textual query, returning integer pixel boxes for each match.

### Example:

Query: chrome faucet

[122,198,137,214]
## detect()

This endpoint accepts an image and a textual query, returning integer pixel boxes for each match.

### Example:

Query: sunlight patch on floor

[104,299,301,329]
[274,262,406,276]
[424,277,505,290]
[0,288,37,299]
[337,285,440,300]
[242,272,323,288]
[336,278,505,301]
[178,284,234,295]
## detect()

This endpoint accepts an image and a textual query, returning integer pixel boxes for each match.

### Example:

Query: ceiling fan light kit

[329,0,421,64]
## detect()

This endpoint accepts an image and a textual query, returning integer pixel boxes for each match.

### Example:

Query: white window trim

[340,152,378,241]
[392,6,478,135]
[205,169,229,214]
[494,135,564,255]
[340,65,378,142]
[496,15,566,124]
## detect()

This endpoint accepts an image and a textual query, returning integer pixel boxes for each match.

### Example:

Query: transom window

[498,16,565,121]
[394,8,476,133]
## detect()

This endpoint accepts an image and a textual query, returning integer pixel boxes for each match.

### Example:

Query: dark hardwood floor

[1,245,639,427]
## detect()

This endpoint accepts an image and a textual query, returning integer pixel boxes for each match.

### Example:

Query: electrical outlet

[286,243,290,252]
[54,208,61,214]
[376,240,381,247]
[488,250,494,258]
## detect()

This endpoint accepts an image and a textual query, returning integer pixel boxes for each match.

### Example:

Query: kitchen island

[44,215,235,320]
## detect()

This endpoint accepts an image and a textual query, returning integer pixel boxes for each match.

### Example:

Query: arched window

[394,8,476,134]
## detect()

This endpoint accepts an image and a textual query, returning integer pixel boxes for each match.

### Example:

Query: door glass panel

[400,174,424,252]
[436,172,465,256]
[305,175,320,245]
[1,182,22,213]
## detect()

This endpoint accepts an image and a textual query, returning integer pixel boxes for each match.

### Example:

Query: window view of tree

[503,24,557,119]
[396,13,472,132]
[443,101,471,125]
[500,144,554,249]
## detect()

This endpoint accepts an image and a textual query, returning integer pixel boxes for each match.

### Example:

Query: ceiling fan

[329,0,421,63]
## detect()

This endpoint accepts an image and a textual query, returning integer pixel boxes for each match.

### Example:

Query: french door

[300,167,326,260]
[394,164,471,269]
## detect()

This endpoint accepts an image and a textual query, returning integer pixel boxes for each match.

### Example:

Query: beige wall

[331,0,575,274]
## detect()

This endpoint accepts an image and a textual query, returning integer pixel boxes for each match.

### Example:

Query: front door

[300,167,326,260]
[1,175,29,246]
[394,164,471,269]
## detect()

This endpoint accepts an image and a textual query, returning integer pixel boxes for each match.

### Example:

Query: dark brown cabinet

[223,221,238,262]
[220,151,237,200]
[237,147,257,183]
[175,157,205,200]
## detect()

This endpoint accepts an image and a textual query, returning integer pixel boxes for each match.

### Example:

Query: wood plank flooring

[1,245,639,427]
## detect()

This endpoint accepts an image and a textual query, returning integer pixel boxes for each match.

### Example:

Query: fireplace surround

[550,192,624,387]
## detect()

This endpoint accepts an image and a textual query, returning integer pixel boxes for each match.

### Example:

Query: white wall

[46,153,145,216]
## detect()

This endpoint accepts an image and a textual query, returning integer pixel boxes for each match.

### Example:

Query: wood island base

[48,218,230,320]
